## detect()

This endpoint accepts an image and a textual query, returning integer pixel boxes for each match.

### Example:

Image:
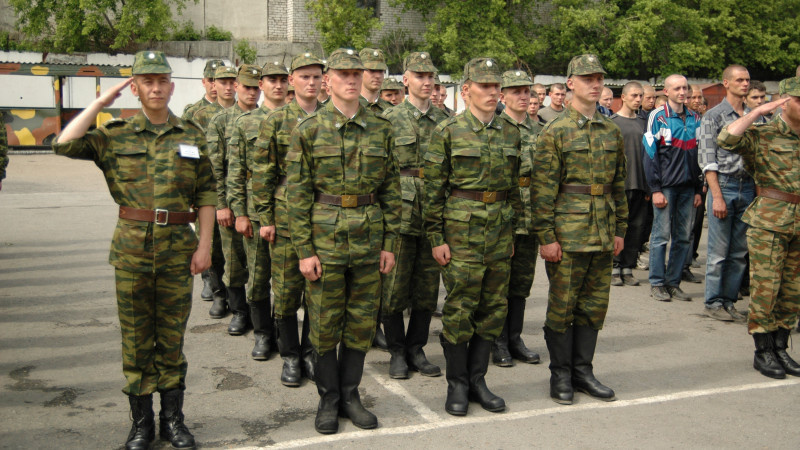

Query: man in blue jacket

[643,74,703,302]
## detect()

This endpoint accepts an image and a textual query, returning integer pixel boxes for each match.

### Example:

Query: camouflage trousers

[746,227,800,334]
[115,268,192,396]
[219,223,248,287]
[381,233,440,315]
[305,262,380,355]
[509,233,538,299]
[270,232,305,318]
[440,258,509,344]
[544,250,612,333]
[243,219,271,304]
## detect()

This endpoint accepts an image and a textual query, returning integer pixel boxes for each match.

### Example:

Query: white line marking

[239,378,800,449]
[364,365,441,422]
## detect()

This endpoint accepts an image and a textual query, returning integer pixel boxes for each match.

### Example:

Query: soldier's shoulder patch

[183,118,205,134]
[102,118,127,128]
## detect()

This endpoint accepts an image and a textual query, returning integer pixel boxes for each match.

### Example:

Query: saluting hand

[99,78,133,108]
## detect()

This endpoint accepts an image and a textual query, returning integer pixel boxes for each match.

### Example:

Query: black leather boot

[158,389,195,449]
[226,286,250,336]
[405,310,441,377]
[507,296,540,364]
[250,301,273,360]
[338,346,378,429]
[543,325,574,405]
[301,314,316,384]
[491,320,513,367]
[125,394,154,450]
[753,332,787,379]
[276,316,302,387]
[572,325,616,401]
[372,323,389,352]
[313,349,339,434]
[467,334,505,412]
[200,270,213,301]
[440,334,469,416]
[773,328,800,377]
[207,267,228,318]
[383,312,409,379]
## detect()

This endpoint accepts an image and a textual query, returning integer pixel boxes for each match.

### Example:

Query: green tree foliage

[235,40,257,65]
[9,0,195,53]
[205,25,233,42]
[379,29,419,74]
[306,0,383,53]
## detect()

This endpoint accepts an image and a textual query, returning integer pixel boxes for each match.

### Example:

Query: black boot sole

[575,387,617,401]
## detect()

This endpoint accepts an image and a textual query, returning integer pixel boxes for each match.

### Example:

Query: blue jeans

[649,185,695,287]
[704,175,754,307]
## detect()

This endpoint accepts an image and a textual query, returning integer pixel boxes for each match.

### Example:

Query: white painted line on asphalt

[242,377,800,449]
[364,365,441,422]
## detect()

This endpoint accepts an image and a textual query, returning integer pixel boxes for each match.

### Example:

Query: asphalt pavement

[1,154,798,449]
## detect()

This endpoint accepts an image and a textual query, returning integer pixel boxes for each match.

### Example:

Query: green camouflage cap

[132,51,172,75]
[567,53,606,77]
[381,78,405,92]
[501,70,534,89]
[215,65,237,79]
[237,64,261,87]
[203,59,225,78]
[291,52,325,72]
[326,48,365,70]
[465,57,502,84]
[403,52,436,73]
[359,48,388,71]
[434,74,443,86]
[778,76,800,96]
[261,60,289,76]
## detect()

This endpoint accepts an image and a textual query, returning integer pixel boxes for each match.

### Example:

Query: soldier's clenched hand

[300,255,322,281]
[379,251,395,274]
[613,236,624,257]
[540,242,562,262]
[235,216,253,238]
[216,207,234,227]
[260,225,276,243]
[432,244,451,266]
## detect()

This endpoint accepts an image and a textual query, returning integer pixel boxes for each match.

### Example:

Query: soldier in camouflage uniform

[359,48,393,115]
[207,65,262,336]
[424,57,521,416]
[287,48,400,434]
[254,52,325,387]
[182,59,224,120]
[717,76,800,379]
[380,78,405,106]
[227,61,288,360]
[53,51,214,450]
[532,54,627,406]
[190,65,237,320]
[434,75,455,117]
[491,70,542,368]
[379,52,448,380]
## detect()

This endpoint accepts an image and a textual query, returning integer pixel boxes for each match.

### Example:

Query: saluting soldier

[207,65,261,335]
[182,59,224,121]
[287,48,400,434]
[532,54,627,405]
[253,52,325,387]
[359,48,393,114]
[380,52,448,380]
[491,70,542,367]
[424,57,522,416]
[53,51,215,450]
[226,60,289,359]
[716,77,800,379]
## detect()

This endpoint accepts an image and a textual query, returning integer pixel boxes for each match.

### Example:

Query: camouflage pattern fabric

[531,107,628,252]
[228,105,276,303]
[189,102,222,133]
[0,120,7,180]
[219,225,248,287]
[182,96,213,122]
[305,263,381,354]
[287,100,401,354]
[132,51,171,75]
[381,234,439,314]
[116,268,191,395]
[51,110,215,395]
[509,233,538,299]
[360,96,393,115]
[440,259,510,343]
[252,100,321,317]
[544,251,613,333]
[423,108,522,344]
[718,113,800,333]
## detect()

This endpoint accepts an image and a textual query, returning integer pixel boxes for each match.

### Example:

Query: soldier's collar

[329,101,368,129]
[499,110,530,129]
[132,111,182,132]
[567,107,600,128]
[464,108,501,132]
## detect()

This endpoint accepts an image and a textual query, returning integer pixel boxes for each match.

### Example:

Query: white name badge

[179,144,200,159]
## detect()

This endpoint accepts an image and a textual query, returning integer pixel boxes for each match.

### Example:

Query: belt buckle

[341,195,358,208]
[418,167,424,179]
[155,209,169,225]
[482,191,496,203]
[590,184,604,196]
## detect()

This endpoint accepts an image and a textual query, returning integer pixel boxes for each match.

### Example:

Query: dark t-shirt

[611,113,648,192]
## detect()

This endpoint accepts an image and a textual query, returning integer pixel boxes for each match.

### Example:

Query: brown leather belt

[451,189,508,204]
[519,177,531,188]
[757,187,800,204]
[315,192,377,208]
[277,176,288,186]
[119,206,197,225]
[559,183,612,195]
[400,168,424,178]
